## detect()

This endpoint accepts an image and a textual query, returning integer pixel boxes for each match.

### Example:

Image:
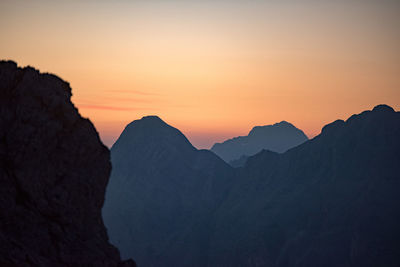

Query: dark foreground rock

[0,61,136,267]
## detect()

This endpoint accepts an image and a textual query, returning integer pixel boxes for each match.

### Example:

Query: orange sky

[1,0,399,148]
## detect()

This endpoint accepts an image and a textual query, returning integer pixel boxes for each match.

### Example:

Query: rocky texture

[209,105,400,266]
[211,121,308,164]
[103,116,234,267]
[0,61,135,267]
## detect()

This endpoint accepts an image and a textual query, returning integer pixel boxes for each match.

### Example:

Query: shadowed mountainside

[0,61,135,267]
[211,121,308,165]
[209,105,400,267]
[105,105,400,267]
[103,116,234,267]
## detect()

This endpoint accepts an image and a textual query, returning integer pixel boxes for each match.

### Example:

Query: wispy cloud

[101,97,155,103]
[105,89,162,96]
[76,104,146,111]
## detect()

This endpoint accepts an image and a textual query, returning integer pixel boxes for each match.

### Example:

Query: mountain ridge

[210,104,400,266]
[105,104,400,267]
[211,120,308,164]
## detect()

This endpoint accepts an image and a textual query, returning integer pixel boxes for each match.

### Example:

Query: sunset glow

[1,0,399,148]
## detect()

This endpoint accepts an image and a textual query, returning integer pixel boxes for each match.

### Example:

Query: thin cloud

[77,104,146,111]
[100,97,156,103]
[105,89,162,96]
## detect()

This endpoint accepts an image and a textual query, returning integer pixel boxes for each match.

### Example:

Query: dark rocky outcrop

[0,61,135,267]
[103,116,234,267]
[211,121,308,165]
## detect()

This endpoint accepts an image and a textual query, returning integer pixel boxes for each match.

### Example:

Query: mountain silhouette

[0,61,135,266]
[103,116,234,267]
[209,104,400,266]
[4,61,398,267]
[211,121,308,164]
[105,105,400,267]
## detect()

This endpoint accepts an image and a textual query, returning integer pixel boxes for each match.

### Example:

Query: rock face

[103,116,234,267]
[0,61,135,267]
[209,105,400,266]
[211,121,308,164]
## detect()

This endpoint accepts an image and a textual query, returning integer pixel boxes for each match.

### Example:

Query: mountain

[103,116,234,267]
[228,155,249,168]
[211,121,308,164]
[208,105,400,266]
[105,104,400,267]
[0,61,135,266]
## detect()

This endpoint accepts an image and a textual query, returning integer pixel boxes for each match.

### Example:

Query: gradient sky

[1,0,399,148]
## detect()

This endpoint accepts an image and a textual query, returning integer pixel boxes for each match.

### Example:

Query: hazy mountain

[211,121,308,164]
[209,105,400,266]
[105,104,400,267]
[0,61,135,266]
[103,116,234,267]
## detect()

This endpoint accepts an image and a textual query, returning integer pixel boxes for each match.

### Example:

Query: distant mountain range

[208,104,400,266]
[104,105,400,267]
[211,121,308,165]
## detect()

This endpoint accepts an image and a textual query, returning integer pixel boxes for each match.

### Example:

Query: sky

[1,0,399,148]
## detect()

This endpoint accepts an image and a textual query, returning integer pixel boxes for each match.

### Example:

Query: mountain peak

[211,121,308,163]
[140,115,164,122]
[372,104,395,113]
[249,121,296,136]
[112,115,195,154]
[320,104,398,138]
[276,120,291,126]
[127,115,167,128]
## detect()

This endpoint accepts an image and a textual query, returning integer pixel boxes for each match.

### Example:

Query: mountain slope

[211,121,308,164]
[209,105,400,267]
[0,61,135,266]
[103,116,234,267]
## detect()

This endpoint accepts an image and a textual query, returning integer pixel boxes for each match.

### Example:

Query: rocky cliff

[0,61,135,267]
